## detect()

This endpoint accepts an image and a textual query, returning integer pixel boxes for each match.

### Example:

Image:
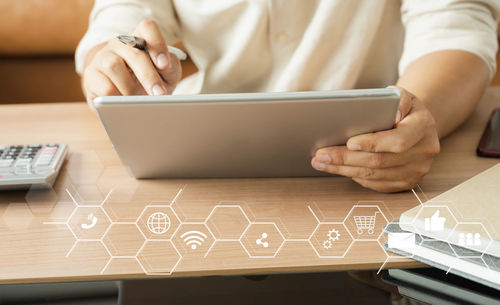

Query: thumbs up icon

[424,210,446,232]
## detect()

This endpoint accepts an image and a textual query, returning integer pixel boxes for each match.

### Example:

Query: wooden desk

[0,89,499,284]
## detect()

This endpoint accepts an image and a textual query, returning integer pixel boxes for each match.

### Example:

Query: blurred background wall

[0,0,92,103]
[0,0,498,104]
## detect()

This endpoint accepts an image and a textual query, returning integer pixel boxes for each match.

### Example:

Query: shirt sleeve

[399,0,500,79]
[75,0,180,75]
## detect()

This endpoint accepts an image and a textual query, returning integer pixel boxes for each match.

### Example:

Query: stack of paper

[385,163,500,290]
[383,268,500,305]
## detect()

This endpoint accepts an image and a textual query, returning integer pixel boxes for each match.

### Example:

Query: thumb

[389,86,414,125]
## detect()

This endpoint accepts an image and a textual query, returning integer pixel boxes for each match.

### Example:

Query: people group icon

[458,232,481,246]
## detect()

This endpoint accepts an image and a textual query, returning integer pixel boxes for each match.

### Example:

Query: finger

[84,67,120,99]
[133,19,169,70]
[111,39,167,96]
[311,162,419,181]
[97,51,140,95]
[352,177,416,193]
[346,103,428,153]
[162,53,182,93]
[389,86,414,124]
[314,146,409,169]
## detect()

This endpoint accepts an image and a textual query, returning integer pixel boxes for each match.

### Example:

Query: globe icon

[147,212,171,234]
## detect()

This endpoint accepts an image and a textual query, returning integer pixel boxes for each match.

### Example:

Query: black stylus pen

[117,34,187,60]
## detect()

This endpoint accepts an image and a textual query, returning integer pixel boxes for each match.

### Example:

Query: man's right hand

[82,19,182,104]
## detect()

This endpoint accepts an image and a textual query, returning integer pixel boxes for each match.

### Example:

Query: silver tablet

[94,89,400,178]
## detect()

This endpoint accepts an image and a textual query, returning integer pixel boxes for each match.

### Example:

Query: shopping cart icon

[354,212,379,234]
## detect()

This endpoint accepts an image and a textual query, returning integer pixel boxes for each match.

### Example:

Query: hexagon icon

[411,205,458,240]
[206,206,250,239]
[344,205,388,241]
[309,223,353,258]
[66,241,111,275]
[172,223,215,256]
[103,224,145,256]
[378,221,418,259]
[240,223,285,258]
[66,150,104,185]
[2,203,34,230]
[25,186,58,214]
[74,185,105,205]
[48,200,77,222]
[449,223,492,258]
[137,205,180,240]
[68,206,111,239]
[137,240,181,275]
[97,166,139,203]
[482,253,500,273]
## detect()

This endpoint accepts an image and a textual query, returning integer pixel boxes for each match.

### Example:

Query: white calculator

[0,144,68,190]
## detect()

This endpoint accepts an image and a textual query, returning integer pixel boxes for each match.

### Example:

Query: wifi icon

[181,230,208,250]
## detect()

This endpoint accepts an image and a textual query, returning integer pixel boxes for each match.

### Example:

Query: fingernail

[313,161,326,170]
[157,53,168,69]
[316,154,331,163]
[152,84,166,96]
[347,143,362,151]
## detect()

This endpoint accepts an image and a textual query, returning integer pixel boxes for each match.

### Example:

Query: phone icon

[81,213,98,230]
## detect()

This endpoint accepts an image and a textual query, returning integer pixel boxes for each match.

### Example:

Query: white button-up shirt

[76,0,499,95]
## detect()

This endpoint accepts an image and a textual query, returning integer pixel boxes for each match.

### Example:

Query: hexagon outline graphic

[171,222,217,258]
[308,222,354,258]
[135,239,182,276]
[66,150,104,186]
[481,251,500,273]
[136,204,182,241]
[67,205,113,242]
[377,221,418,260]
[102,223,146,257]
[448,222,493,258]
[205,205,251,241]
[343,204,389,242]
[411,204,458,241]
[239,222,286,259]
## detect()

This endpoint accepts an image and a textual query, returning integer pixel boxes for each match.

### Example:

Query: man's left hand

[311,86,440,193]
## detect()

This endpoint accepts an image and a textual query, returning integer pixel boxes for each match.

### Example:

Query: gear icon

[323,239,332,249]
[327,229,340,241]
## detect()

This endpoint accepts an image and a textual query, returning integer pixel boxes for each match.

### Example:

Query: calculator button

[35,157,52,166]
[14,167,31,175]
[0,168,13,175]
[0,159,13,167]
[33,167,51,176]
[15,158,31,165]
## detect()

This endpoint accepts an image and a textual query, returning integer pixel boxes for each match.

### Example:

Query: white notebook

[400,163,500,258]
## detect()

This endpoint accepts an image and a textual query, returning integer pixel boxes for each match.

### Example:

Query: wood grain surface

[0,88,499,284]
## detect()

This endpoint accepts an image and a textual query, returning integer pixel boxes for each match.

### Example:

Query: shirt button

[275,32,288,43]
